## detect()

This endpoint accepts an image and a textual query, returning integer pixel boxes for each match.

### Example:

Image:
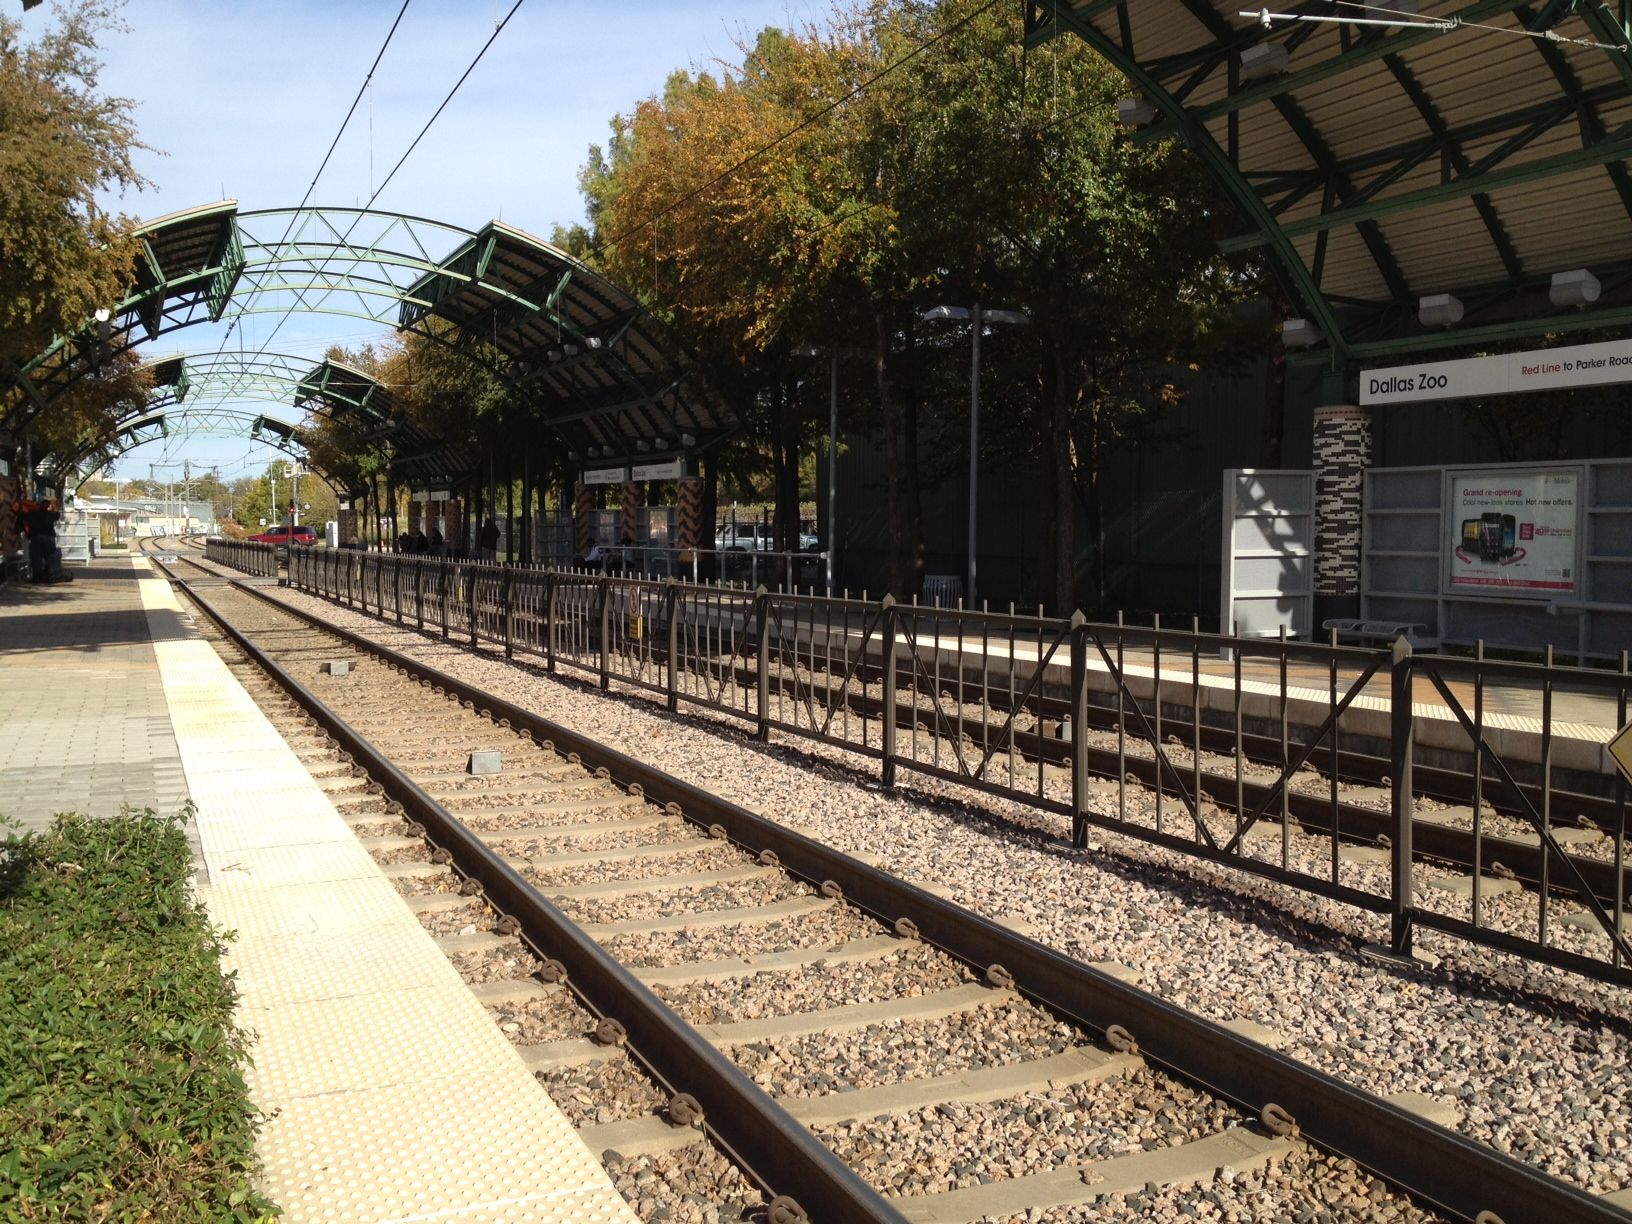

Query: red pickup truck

[248,524,317,546]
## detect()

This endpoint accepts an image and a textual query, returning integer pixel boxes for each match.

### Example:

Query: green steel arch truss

[6,202,731,479]
[1025,0,1632,378]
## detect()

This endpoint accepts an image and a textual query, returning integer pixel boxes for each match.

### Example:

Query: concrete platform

[1,555,639,1222]
[0,556,188,835]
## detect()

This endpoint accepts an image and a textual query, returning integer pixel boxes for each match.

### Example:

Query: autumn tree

[1,1,151,485]
[0,1,147,370]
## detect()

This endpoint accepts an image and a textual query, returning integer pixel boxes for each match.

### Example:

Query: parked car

[715,523,775,552]
[248,524,317,546]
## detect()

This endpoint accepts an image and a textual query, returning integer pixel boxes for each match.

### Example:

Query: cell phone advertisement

[1447,469,1579,597]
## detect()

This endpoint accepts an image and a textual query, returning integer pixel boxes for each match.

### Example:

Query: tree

[908,1,1252,613]
[0,1,148,373]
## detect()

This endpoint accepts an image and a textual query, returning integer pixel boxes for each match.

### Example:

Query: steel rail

[168,575,906,1224]
[212,574,1632,1224]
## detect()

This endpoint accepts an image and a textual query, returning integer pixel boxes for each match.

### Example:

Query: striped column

[573,483,595,554]
[0,475,19,559]
[1312,404,1373,602]
[620,481,640,544]
[675,477,702,550]
[445,498,464,552]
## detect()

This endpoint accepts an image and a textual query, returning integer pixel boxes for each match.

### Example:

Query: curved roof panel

[1028,0,1632,363]
[6,205,731,479]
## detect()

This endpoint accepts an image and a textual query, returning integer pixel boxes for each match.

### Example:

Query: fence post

[470,564,480,650]
[440,564,453,643]
[415,561,424,631]
[598,577,611,690]
[394,559,403,624]
[1389,636,1416,957]
[545,572,558,673]
[502,565,514,660]
[666,581,679,713]
[755,585,771,743]
[881,594,898,788]
[1069,610,1090,849]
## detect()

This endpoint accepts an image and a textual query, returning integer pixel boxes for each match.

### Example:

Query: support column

[0,473,20,574]
[573,483,595,555]
[446,497,464,555]
[337,507,358,548]
[675,476,702,550]
[406,497,422,536]
[620,481,640,544]
[1312,404,1372,622]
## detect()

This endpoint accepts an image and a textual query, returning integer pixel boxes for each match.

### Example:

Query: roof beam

[1219,131,1632,249]
[1183,0,1532,125]
[1380,52,1525,283]
[1175,0,1413,302]
[1511,2,1632,224]
[1041,0,1353,353]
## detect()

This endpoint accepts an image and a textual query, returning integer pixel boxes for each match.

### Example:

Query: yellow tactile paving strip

[137,573,639,1224]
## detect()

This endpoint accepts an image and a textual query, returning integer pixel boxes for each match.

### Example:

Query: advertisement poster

[1447,469,1579,597]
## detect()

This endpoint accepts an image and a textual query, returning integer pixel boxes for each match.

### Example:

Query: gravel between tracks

[655,942,972,1024]
[731,1002,1079,1096]
[268,586,1632,1198]
[597,905,882,968]
[822,1067,1232,1196]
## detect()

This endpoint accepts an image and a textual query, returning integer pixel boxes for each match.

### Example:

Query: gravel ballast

[269,586,1632,1198]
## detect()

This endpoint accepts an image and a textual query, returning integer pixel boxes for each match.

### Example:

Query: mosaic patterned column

[337,508,358,546]
[445,498,464,552]
[573,483,595,554]
[1312,404,1373,599]
[620,481,640,544]
[675,477,702,550]
[0,475,19,560]
[406,500,422,535]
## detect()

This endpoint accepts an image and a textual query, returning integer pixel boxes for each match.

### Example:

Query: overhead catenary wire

[1241,0,1628,50]
[231,0,527,392]
[212,0,415,360]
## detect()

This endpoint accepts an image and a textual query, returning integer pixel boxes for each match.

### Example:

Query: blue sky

[25,0,822,483]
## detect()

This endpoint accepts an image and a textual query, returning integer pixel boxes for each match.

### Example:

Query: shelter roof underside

[1030,0,1632,362]
[7,204,729,485]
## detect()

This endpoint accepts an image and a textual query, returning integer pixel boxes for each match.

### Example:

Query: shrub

[0,809,277,1221]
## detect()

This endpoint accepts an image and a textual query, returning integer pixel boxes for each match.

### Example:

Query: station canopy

[5,202,732,486]
[1027,0,1632,369]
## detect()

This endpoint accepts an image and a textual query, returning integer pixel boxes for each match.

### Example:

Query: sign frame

[1361,337,1632,406]
[1440,465,1584,601]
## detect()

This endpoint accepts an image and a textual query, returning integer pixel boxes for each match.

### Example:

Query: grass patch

[0,808,277,1221]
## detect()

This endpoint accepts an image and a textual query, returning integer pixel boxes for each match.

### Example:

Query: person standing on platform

[478,516,499,562]
[20,498,61,583]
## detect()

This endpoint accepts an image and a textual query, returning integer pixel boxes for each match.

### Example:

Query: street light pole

[827,351,838,597]
[920,304,1027,609]
[967,303,982,607]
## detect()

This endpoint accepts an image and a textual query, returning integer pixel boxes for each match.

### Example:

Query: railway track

[147,548,1627,1223]
[229,537,1632,983]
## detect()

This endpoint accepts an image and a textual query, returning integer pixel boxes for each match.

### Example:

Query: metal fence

[287,548,1632,986]
[205,537,279,578]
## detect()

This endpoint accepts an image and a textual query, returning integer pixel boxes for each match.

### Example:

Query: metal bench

[1321,618,1440,651]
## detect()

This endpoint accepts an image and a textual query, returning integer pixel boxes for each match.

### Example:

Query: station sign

[582,467,626,486]
[630,459,683,481]
[1361,338,1632,405]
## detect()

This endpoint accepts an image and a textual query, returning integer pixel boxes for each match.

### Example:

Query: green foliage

[0,809,277,1222]
[0,1,148,371]
[574,0,1257,603]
